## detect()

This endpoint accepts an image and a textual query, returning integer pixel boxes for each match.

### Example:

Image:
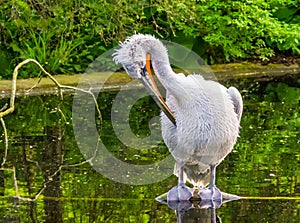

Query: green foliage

[1,0,300,78]
[159,0,300,63]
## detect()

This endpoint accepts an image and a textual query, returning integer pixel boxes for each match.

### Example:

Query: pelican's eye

[141,66,148,77]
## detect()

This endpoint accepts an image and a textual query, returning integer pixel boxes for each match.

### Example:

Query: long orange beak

[140,53,176,126]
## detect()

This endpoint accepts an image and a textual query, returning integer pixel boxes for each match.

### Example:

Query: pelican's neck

[151,53,184,101]
[151,58,173,78]
[148,43,172,80]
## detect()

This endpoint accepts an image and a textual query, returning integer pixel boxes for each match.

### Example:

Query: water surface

[0,75,299,222]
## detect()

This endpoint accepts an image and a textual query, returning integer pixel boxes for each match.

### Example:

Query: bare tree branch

[0,58,103,201]
[0,118,8,167]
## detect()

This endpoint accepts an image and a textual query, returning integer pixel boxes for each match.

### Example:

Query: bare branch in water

[0,118,8,167]
[0,58,103,201]
[0,104,8,112]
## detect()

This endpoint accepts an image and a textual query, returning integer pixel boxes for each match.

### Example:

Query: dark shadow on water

[167,200,221,223]
[41,125,63,223]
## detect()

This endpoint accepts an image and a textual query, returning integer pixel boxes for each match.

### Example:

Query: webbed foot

[167,183,194,201]
[198,185,222,201]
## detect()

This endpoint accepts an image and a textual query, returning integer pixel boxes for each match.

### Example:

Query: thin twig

[0,104,8,112]
[0,167,20,198]
[12,166,20,198]
[24,135,100,201]
[0,118,8,167]
[20,59,103,123]
[25,75,43,93]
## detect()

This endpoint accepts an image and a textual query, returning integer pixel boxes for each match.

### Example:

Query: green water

[0,76,299,222]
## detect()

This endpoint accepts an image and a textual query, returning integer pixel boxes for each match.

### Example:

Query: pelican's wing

[227,87,243,122]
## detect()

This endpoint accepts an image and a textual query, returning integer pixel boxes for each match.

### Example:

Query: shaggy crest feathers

[113,33,160,62]
[112,34,168,78]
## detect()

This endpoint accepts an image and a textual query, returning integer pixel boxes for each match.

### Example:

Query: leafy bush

[0,0,300,79]
[158,0,300,63]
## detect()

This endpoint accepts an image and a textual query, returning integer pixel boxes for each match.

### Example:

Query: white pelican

[113,34,243,201]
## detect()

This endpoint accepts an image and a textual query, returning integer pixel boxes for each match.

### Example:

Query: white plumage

[113,34,243,201]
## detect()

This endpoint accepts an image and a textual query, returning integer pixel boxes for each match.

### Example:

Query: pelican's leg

[198,164,222,201]
[167,162,193,201]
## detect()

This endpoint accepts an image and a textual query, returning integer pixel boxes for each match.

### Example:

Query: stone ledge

[1,62,299,99]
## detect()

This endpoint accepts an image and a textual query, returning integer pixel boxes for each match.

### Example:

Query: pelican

[113,34,243,201]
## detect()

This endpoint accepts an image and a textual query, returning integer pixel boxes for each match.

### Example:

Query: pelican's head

[113,33,176,125]
[113,33,167,79]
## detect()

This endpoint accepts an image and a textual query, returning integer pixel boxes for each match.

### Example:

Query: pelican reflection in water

[113,34,243,202]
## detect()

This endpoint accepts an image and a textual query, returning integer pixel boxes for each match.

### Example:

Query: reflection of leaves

[276,83,300,104]
[220,79,300,198]
[129,95,160,137]
[266,82,300,104]
[98,92,169,164]
[4,95,72,135]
